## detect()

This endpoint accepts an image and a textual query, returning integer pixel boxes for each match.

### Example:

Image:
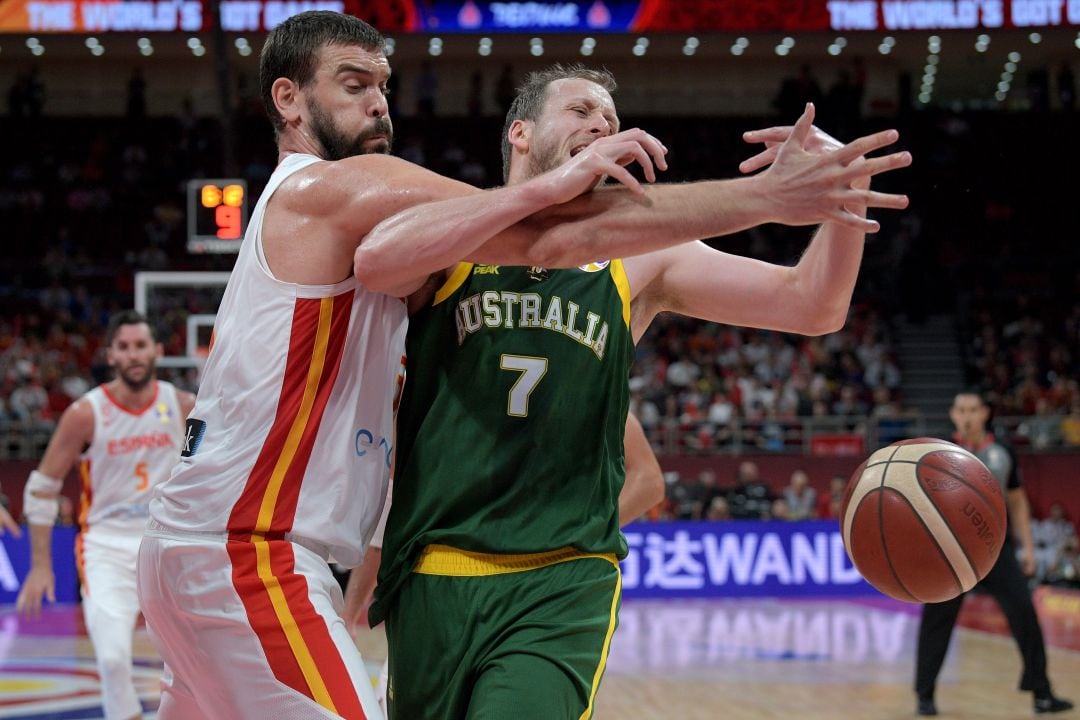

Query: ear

[507,118,531,155]
[155,342,165,360]
[272,77,303,126]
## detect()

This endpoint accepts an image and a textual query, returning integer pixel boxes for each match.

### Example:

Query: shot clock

[187,179,248,253]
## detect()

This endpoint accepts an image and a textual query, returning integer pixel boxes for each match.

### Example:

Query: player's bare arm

[622,113,908,340]
[15,398,95,618]
[619,413,664,526]
[356,103,909,299]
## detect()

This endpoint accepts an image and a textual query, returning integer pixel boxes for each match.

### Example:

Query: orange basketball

[840,438,1007,603]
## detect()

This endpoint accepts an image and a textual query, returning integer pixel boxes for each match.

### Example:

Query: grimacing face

[107,323,159,392]
[524,77,619,180]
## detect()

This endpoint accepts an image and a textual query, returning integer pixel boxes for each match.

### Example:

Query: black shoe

[1034,694,1074,714]
[917,697,938,716]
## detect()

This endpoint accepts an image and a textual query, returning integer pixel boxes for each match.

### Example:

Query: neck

[107,377,156,409]
[958,429,987,447]
[278,127,325,163]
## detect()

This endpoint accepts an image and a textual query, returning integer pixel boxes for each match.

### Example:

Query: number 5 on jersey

[135,461,150,492]
[500,354,548,417]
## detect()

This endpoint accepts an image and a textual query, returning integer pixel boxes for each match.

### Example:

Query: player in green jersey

[364,64,912,719]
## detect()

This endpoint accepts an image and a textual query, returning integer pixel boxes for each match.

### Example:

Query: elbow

[354,243,392,293]
[648,474,666,510]
[527,221,592,269]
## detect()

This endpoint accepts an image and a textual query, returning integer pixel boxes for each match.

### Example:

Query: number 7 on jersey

[500,354,548,417]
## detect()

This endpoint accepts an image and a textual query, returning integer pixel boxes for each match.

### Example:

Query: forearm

[355,179,554,294]
[786,221,866,335]
[619,475,663,526]
[478,176,775,268]
[27,523,53,570]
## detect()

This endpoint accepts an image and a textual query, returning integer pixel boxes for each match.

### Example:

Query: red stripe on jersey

[269,291,352,532]
[226,541,309,696]
[226,294,350,538]
[226,539,367,718]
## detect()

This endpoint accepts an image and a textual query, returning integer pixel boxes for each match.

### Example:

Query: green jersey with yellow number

[370,260,634,624]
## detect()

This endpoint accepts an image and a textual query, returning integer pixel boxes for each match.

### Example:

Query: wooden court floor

[0,593,1077,719]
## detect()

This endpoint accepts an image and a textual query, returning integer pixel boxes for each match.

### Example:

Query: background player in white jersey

[16,310,193,720]
[138,10,907,718]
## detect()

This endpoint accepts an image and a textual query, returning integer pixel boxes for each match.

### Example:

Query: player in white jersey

[138,10,908,718]
[16,311,194,720]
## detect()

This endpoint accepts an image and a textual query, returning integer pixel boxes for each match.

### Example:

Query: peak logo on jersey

[579,260,610,272]
[155,402,174,423]
[107,432,177,456]
[181,418,206,458]
[473,264,500,275]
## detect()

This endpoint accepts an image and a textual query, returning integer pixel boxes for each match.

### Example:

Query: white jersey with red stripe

[80,380,185,535]
[149,152,407,568]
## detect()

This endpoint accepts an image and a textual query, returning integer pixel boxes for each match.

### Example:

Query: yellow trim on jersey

[253,297,333,536]
[433,262,474,306]
[609,259,631,329]
[579,563,622,720]
[413,543,618,576]
[254,539,337,714]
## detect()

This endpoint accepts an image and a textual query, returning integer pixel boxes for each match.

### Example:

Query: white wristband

[24,470,62,527]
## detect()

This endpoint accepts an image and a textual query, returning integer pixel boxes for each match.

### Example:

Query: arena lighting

[1029,32,1042,44]
[1008,50,1021,62]
[632,37,648,57]
[25,36,39,48]
[30,43,44,55]
[877,42,891,54]
[140,44,154,56]
[1075,32,1080,49]
[478,36,491,56]
[384,38,395,56]
[90,44,104,56]
[682,37,698,57]
[192,45,206,57]
[186,37,201,49]
[85,36,98,48]
[428,36,442,56]
[530,37,543,56]
[775,44,790,56]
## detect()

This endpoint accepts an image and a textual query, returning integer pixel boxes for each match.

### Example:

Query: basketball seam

[915,454,1005,531]
[878,484,964,602]
[876,446,918,603]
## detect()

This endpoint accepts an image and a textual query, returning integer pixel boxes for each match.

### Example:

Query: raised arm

[355,104,909,298]
[623,115,905,340]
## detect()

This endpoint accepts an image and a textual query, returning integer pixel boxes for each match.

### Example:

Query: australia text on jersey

[454,289,611,360]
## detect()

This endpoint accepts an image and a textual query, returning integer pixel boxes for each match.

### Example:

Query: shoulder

[57,395,96,438]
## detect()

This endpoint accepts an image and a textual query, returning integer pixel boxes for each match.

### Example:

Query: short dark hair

[260,11,385,135]
[500,63,617,182]
[106,310,154,346]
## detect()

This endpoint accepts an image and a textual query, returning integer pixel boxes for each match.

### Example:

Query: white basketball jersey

[80,381,185,534]
[150,153,408,567]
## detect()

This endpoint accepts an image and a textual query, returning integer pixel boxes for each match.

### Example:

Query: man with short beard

[17,310,194,720]
[140,11,908,720]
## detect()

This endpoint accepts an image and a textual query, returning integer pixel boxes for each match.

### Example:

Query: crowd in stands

[2,64,1079,455]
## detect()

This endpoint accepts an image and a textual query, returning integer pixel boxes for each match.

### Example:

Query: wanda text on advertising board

[620,521,874,599]
[2,0,1079,33]
[0,521,876,603]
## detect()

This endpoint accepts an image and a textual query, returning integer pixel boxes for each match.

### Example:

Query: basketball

[840,438,1007,604]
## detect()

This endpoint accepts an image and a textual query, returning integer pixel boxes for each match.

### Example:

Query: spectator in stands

[783,470,817,520]
[816,475,847,520]
[728,461,773,520]
[705,496,732,521]
[1032,502,1078,583]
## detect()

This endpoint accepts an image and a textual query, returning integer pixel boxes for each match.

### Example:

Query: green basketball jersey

[370,260,634,625]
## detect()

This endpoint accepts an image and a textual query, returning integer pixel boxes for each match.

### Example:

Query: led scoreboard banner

[2,0,1077,33]
[187,178,247,254]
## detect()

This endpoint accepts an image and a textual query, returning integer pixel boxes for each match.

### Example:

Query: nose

[587,112,611,137]
[369,91,388,118]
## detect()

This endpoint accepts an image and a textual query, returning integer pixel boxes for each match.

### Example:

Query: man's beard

[525,136,560,180]
[117,362,155,392]
[308,98,393,160]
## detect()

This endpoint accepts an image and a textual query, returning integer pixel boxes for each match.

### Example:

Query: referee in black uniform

[915,390,1073,716]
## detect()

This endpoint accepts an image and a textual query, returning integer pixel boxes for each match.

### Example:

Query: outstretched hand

[740,103,912,232]
[532,128,668,206]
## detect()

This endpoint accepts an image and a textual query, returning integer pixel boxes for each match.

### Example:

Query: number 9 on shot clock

[187,179,248,254]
